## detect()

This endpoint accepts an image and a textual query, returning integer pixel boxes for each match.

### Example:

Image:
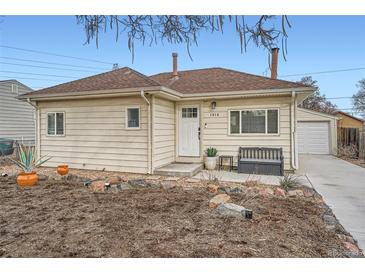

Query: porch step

[154,162,203,177]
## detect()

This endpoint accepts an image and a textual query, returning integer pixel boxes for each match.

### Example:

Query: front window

[47,112,64,136]
[126,107,140,129]
[229,109,279,134]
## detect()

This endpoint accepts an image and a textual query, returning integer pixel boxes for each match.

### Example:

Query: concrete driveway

[298,154,365,251]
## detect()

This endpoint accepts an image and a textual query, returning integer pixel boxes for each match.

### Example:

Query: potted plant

[9,144,51,187]
[57,164,69,176]
[205,147,218,170]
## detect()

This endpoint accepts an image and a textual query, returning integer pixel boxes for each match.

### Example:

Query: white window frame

[228,108,280,136]
[46,112,65,137]
[125,106,141,130]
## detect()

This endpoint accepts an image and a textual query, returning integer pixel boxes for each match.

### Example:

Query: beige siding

[38,97,148,173]
[201,96,292,170]
[0,81,35,144]
[153,96,175,169]
[297,108,337,155]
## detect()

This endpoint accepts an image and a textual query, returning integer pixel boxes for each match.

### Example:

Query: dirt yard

[339,156,365,169]
[0,172,359,258]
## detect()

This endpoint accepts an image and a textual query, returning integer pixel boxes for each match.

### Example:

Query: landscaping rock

[228,187,243,194]
[83,180,92,187]
[65,174,76,181]
[182,186,195,191]
[287,189,304,197]
[128,179,148,188]
[207,184,219,193]
[38,174,47,181]
[116,183,133,191]
[259,187,274,197]
[120,175,129,182]
[161,181,176,190]
[165,176,180,182]
[148,182,161,189]
[146,175,161,181]
[186,178,200,184]
[105,176,121,185]
[303,188,316,197]
[344,241,361,256]
[337,234,356,244]
[326,225,336,231]
[323,214,337,226]
[217,203,246,218]
[90,181,105,193]
[274,188,286,197]
[209,194,231,208]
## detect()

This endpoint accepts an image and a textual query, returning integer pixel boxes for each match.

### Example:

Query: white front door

[178,106,200,157]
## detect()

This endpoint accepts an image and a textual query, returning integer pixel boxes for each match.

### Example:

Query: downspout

[140,90,152,174]
[26,98,40,157]
[291,91,298,170]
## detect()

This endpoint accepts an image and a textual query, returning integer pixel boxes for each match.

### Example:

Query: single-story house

[0,80,35,145]
[19,50,321,174]
[335,111,364,129]
[335,111,364,154]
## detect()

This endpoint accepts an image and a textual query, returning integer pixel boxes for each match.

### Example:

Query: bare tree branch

[76,15,291,62]
[352,79,365,118]
[298,76,338,114]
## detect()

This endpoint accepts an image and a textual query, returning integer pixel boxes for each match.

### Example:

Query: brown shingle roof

[150,67,308,94]
[22,66,310,98]
[24,67,161,97]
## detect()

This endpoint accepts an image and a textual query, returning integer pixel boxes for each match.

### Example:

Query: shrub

[8,144,51,173]
[279,174,300,191]
[338,144,358,159]
[206,147,218,157]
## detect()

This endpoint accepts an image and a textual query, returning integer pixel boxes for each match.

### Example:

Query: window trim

[125,106,141,130]
[228,108,280,136]
[46,111,65,137]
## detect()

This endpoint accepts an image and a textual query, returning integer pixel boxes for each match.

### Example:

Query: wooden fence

[337,127,365,159]
[360,129,365,160]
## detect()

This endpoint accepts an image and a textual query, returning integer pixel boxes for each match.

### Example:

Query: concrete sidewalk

[193,170,282,185]
[298,154,365,252]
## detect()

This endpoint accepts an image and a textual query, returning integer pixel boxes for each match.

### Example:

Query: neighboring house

[0,80,35,145]
[335,111,364,154]
[335,111,364,129]
[18,50,316,174]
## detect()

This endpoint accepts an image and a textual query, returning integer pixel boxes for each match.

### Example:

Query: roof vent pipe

[271,48,279,79]
[172,52,178,77]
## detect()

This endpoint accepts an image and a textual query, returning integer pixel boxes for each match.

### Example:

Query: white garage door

[297,122,330,154]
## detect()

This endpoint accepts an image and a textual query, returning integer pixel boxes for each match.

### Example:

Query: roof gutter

[17,85,315,102]
[17,86,162,101]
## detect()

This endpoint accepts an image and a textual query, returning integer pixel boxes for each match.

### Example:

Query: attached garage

[297,108,338,155]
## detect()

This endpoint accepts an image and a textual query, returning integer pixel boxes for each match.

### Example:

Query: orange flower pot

[57,165,69,176]
[17,171,38,187]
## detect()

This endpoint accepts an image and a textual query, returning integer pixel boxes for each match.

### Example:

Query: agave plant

[206,147,218,157]
[9,144,51,173]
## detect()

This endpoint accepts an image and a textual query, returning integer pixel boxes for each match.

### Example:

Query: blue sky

[0,16,364,112]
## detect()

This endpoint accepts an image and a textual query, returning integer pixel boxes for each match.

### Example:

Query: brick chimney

[172,52,178,77]
[271,48,279,79]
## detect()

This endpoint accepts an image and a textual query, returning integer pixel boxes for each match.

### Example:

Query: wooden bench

[238,147,284,176]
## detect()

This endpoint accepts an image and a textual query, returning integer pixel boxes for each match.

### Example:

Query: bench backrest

[239,147,283,160]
